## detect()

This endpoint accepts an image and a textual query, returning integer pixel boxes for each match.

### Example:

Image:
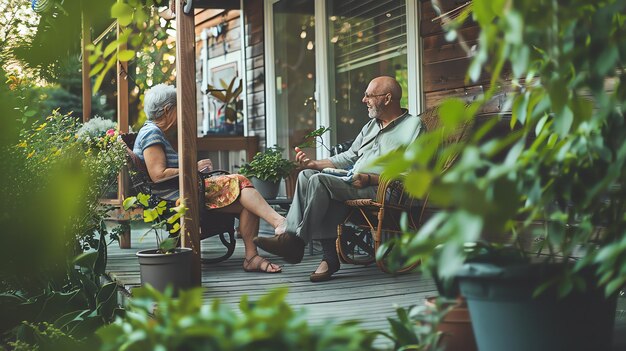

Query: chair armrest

[150,175,180,191]
[376,176,412,207]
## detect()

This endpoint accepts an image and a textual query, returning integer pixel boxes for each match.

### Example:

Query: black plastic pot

[136,248,192,295]
[251,177,280,200]
[457,263,617,351]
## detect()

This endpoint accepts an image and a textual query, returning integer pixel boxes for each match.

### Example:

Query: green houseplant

[239,146,296,199]
[123,193,192,294]
[379,0,626,350]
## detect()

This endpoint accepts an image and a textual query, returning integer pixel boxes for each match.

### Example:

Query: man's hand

[197,159,213,172]
[352,173,377,189]
[294,147,315,169]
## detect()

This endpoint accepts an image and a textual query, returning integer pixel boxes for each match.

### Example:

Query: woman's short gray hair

[143,84,177,120]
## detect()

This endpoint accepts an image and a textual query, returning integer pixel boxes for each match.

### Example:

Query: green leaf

[160,237,178,252]
[111,2,134,26]
[595,46,618,76]
[169,222,180,234]
[438,98,466,131]
[404,170,432,198]
[512,92,529,125]
[104,41,119,58]
[73,251,97,269]
[123,196,138,210]
[138,193,150,207]
[605,276,626,296]
[118,50,136,62]
[554,105,574,137]
[89,62,105,78]
[143,208,158,222]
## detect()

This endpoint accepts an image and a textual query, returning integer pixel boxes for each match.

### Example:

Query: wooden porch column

[116,23,131,247]
[176,0,201,285]
[117,23,129,134]
[81,13,91,122]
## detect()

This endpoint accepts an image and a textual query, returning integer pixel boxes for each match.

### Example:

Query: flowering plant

[16,111,127,250]
[76,116,117,142]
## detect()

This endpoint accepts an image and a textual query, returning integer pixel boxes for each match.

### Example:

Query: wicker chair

[120,133,237,264]
[336,107,472,272]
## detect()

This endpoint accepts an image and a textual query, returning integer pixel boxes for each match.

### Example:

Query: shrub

[97,286,377,351]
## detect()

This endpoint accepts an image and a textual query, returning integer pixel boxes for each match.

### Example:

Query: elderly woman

[134,84,286,273]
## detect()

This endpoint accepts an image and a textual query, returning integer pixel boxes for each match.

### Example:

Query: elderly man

[254,76,423,282]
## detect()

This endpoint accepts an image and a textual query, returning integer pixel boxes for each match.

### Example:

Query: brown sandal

[243,254,282,273]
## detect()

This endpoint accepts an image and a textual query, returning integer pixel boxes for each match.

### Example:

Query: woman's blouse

[133,121,179,200]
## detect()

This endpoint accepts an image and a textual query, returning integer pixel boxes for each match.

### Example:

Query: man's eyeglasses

[363,92,389,99]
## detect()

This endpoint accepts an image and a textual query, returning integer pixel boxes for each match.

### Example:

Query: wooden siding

[243,0,266,147]
[421,0,496,111]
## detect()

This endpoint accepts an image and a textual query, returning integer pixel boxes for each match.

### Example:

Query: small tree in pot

[239,146,296,199]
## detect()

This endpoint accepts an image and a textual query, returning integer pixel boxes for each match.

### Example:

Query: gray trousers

[285,169,377,243]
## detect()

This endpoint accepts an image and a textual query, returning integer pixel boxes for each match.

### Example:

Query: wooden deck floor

[106,221,626,350]
[106,221,437,344]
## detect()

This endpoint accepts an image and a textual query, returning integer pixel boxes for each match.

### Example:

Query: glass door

[271,0,318,158]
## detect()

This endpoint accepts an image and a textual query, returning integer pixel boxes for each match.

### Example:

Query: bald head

[370,76,402,101]
[363,76,404,124]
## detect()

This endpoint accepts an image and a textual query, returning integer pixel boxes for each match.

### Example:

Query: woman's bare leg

[216,202,281,272]
[238,188,286,232]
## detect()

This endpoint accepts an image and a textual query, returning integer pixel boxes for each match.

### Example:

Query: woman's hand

[197,159,213,173]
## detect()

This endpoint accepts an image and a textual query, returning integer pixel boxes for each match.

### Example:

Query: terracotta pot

[425,296,477,351]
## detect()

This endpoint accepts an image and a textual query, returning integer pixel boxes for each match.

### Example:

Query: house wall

[420,0,510,117]
[242,0,267,149]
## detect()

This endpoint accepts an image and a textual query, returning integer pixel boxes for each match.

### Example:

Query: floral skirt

[204,174,253,209]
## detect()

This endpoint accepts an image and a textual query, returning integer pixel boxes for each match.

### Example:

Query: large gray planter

[457,263,617,351]
[136,247,192,295]
[250,177,280,199]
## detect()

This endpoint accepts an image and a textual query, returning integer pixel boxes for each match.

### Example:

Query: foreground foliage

[98,286,378,351]
[382,0,626,296]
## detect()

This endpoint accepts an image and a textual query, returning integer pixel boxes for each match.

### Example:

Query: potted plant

[123,193,191,294]
[239,145,296,200]
[379,1,626,350]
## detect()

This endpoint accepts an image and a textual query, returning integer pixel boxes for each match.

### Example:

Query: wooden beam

[196,135,259,162]
[176,0,201,286]
[117,23,129,134]
[81,13,91,122]
[117,24,130,206]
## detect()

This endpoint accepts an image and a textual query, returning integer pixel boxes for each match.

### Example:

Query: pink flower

[106,129,116,137]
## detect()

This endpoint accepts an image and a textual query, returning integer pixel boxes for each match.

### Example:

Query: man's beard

[368,104,382,119]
